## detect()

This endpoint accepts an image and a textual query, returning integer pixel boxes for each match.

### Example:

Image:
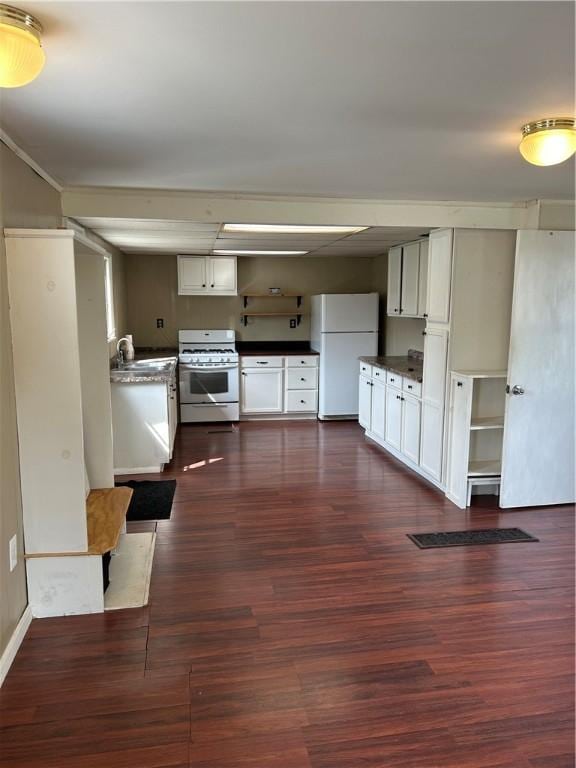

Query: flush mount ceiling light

[0,3,45,87]
[221,224,368,235]
[519,118,576,166]
[213,249,309,256]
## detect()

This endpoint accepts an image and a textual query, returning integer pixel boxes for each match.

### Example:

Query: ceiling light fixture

[213,249,309,256]
[519,118,576,166]
[0,3,45,87]
[221,224,368,235]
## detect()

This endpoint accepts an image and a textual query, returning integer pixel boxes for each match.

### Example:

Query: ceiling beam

[61,187,540,230]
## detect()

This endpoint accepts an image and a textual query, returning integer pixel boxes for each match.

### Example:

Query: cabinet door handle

[211,284,215,288]
[407,385,412,390]
[457,381,463,387]
[300,361,306,364]
[300,377,306,381]
[422,331,427,336]
[242,371,247,376]
[423,313,428,318]
[394,308,398,313]
[256,361,269,365]
[202,283,206,287]
[300,399,306,404]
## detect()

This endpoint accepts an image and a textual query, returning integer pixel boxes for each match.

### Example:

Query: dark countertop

[238,342,318,357]
[359,355,423,383]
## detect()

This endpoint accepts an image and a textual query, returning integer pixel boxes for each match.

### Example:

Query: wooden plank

[86,488,132,554]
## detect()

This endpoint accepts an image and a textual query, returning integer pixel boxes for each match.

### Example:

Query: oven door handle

[180,364,239,372]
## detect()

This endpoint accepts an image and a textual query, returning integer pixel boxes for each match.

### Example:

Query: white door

[500,230,575,508]
[387,247,402,316]
[178,256,207,293]
[209,256,237,293]
[358,376,373,429]
[401,242,420,316]
[240,369,284,414]
[426,229,453,323]
[417,240,429,318]
[401,394,421,464]
[319,332,378,417]
[371,379,386,439]
[385,387,402,450]
[420,401,444,481]
[421,327,449,407]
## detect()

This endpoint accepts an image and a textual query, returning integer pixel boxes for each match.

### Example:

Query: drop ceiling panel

[74,216,433,256]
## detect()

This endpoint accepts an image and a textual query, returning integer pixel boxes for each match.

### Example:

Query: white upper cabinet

[400,242,420,316]
[178,255,207,293]
[178,255,237,296]
[417,239,429,318]
[387,246,402,316]
[387,240,428,318]
[209,256,237,294]
[426,229,453,323]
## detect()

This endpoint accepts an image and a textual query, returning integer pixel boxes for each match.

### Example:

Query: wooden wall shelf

[242,294,302,308]
[240,312,305,326]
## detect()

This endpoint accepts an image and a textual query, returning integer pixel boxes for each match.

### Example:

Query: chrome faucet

[116,338,127,366]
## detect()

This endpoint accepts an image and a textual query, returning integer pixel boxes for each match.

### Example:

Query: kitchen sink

[111,359,174,373]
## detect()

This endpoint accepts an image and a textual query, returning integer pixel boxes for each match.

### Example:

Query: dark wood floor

[1,421,574,767]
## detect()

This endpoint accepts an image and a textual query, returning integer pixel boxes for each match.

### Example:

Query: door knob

[506,384,525,395]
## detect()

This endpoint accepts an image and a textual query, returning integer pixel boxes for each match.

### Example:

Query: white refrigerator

[311,293,379,419]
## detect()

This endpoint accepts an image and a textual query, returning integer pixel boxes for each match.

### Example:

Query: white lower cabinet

[385,387,403,450]
[371,379,386,439]
[241,368,284,414]
[286,390,318,412]
[358,375,373,429]
[420,401,444,481]
[240,355,319,417]
[359,362,438,487]
[112,374,178,474]
[401,394,421,464]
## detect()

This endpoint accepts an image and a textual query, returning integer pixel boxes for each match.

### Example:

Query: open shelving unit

[446,370,507,508]
[240,293,305,326]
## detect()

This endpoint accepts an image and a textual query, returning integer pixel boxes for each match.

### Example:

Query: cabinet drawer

[371,367,385,382]
[359,361,372,377]
[241,356,283,368]
[287,368,318,390]
[286,390,318,412]
[403,378,422,398]
[386,371,402,389]
[286,356,318,368]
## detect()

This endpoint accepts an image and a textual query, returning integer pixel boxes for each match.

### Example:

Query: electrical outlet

[156,318,164,328]
[290,319,296,329]
[9,535,17,572]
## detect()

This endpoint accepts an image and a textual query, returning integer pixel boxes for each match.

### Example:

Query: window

[104,255,116,342]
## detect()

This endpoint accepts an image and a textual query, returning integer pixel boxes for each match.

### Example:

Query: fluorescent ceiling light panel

[221,224,368,235]
[214,249,309,256]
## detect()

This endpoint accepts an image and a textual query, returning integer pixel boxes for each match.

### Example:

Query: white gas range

[178,330,239,422]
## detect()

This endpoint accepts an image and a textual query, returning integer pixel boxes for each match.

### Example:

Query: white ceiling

[1,2,574,201]
[75,218,429,256]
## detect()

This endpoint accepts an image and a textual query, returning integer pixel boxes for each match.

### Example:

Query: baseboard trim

[364,429,445,493]
[0,606,32,687]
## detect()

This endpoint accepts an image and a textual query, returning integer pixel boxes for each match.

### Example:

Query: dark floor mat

[115,479,176,521]
[407,527,539,549]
